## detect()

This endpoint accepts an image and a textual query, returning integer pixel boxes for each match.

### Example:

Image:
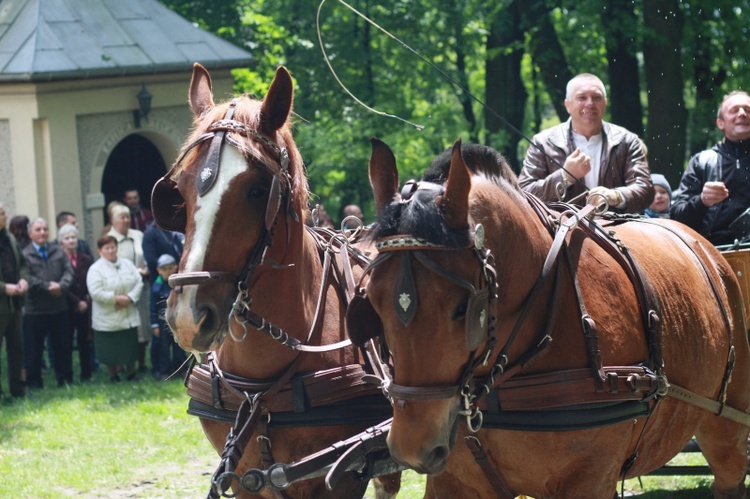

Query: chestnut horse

[351,138,750,498]
[152,64,398,498]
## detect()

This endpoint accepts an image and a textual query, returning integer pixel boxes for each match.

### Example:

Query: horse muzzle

[167,273,236,352]
[386,397,460,475]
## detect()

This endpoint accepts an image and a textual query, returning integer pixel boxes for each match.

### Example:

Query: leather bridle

[366,234,498,431]
[151,98,295,339]
[352,188,583,432]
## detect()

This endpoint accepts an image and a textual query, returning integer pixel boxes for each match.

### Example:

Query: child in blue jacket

[150,254,186,380]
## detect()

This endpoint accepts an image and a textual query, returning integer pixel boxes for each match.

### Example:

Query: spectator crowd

[0,188,186,400]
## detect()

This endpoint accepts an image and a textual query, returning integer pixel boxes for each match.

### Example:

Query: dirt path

[78,455,216,498]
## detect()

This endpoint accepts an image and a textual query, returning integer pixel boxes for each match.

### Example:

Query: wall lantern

[133,83,152,128]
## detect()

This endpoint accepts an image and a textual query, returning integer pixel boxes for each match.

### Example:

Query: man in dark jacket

[519,73,653,213]
[22,217,75,388]
[0,202,29,398]
[670,91,750,245]
[142,223,183,279]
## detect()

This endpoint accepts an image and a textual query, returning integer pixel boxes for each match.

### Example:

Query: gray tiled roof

[0,0,253,82]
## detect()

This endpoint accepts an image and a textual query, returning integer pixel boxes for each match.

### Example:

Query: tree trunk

[448,2,479,143]
[643,0,687,185]
[688,5,727,156]
[485,1,527,171]
[601,0,643,137]
[519,0,572,123]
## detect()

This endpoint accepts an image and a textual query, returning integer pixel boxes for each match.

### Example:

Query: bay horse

[152,64,398,498]
[350,138,750,498]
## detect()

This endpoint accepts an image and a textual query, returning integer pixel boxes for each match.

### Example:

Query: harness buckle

[656,373,670,397]
[257,434,272,447]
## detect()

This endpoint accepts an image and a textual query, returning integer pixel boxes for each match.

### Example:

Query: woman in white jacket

[107,203,151,374]
[87,235,143,382]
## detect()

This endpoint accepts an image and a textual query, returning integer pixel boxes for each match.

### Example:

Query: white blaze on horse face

[174,144,248,335]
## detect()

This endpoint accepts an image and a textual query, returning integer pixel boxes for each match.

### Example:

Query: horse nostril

[199,306,217,333]
[425,444,449,470]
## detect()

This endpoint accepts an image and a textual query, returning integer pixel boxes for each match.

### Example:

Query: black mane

[422,143,517,186]
[374,144,513,247]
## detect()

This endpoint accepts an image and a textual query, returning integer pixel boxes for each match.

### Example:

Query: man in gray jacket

[0,202,29,398]
[22,217,74,388]
[519,73,653,213]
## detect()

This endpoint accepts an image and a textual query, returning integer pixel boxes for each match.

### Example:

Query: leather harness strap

[208,353,306,499]
[491,366,661,411]
[572,213,665,372]
[464,434,517,499]
[186,361,386,414]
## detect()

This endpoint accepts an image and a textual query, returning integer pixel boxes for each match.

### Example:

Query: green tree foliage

[159,0,750,218]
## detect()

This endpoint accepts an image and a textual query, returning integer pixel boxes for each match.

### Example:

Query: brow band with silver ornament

[375,235,447,252]
[375,225,485,253]
[208,119,281,154]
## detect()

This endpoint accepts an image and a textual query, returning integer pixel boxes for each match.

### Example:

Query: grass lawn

[0,361,745,497]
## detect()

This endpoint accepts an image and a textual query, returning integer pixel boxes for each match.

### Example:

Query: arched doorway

[101,134,166,224]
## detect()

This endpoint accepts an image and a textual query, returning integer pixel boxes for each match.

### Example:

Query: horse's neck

[218,222,347,377]
[483,190,563,362]
[489,195,592,373]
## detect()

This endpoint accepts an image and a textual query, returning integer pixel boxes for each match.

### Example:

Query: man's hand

[700,181,729,207]
[153,327,161,339]
[587,186,623,208]
[562,148,592,182]
[76,300,88,313]
[16,279,28,294]
[47,281,62,296]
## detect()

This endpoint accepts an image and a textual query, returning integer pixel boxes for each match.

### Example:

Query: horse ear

[440,138,471,231]
[188,62,215,117]
[369,137,400,217]
[260,66,294,134]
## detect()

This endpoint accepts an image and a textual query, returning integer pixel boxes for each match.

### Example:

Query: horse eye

[451,301,468,321]
[247,186,267,199]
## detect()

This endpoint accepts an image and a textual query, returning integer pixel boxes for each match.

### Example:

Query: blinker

[196,130,226,196]
[196,99,239,197]
[151,176,187,233]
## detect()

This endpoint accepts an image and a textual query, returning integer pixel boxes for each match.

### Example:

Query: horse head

[153,63,307,354]
[350,138,509,474]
